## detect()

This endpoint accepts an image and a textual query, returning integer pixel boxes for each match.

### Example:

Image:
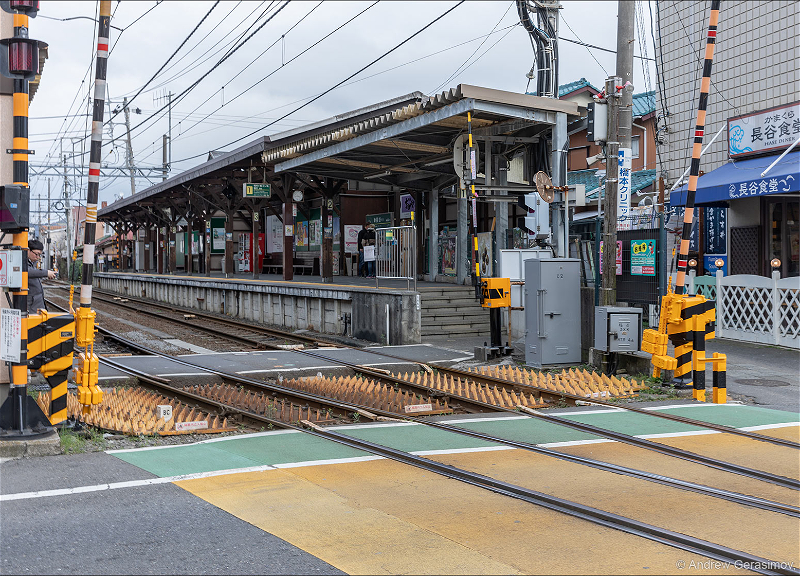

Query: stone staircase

[419,286,491,338]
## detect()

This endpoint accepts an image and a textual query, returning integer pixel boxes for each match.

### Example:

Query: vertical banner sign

[618,148,632,230]
[631,239,657,276]
[599,240,623,275]
[1,308,22,363]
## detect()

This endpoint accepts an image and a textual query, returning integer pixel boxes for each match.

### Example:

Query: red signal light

[9,40,35,75]
[9,0,39,12]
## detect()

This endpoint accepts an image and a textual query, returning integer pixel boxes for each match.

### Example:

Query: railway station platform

[94,271,493,346]
[2,403,798,574]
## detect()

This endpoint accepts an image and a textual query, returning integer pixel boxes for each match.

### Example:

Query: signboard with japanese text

[728,101,800,159]
[630,239,656,276]
[400,194,415,219]
[267,215,283,253]
[1,308,21,363]
[704,255,728,276]
[599,240,623,275]
[366,212,392,229]
[704,207,727,255]
[243,183,271,197]
[617,147,632,230]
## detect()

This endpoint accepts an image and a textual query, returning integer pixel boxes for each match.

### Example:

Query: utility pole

[162,134,168,181]
[123,96,135,196]
[155,90,173,178]
[62,139,71,281]
[47,178,51,270]
[601,0,635,306]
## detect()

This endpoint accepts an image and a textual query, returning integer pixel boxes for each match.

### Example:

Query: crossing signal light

[0,37,46,80]
[0,1,39,16]
[517,193,550,240]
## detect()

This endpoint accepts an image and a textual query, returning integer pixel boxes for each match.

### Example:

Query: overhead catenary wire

[170,1,467,166]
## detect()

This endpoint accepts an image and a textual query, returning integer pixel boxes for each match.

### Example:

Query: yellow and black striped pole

[674,0,720,294]
[467,112,481,298]
[74,0,111,413]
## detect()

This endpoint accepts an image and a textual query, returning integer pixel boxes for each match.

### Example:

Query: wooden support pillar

[252,205,261,280]
[168,223,177,273]
[186,219,193,276]
[321,195,333,282]
[204,215,212,277]
[283,197,294,281]
[224,212,234,276]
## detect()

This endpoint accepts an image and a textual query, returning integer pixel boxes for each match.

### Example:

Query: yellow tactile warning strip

[177,459,753,575]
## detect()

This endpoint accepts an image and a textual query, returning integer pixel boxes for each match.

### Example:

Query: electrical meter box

[0,249,23,288]
[594,306,643,352]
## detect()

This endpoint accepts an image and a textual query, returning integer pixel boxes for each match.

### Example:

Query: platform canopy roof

[98,85,580,228]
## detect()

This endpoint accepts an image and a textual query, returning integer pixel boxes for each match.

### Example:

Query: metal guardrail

[374,224,416,290]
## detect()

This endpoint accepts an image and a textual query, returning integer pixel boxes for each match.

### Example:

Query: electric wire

[170,1,466,166]
[430,1,514,94]
[106,1,221,125]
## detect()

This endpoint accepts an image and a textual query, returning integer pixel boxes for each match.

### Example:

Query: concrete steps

[419,286,489,337]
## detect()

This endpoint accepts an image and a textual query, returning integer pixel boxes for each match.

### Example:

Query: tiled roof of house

[570,169,658,200]
[527,77,600,98]
[632,90,656,118]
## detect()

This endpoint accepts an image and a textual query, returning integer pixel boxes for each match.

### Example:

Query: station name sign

[728,101,800,159]
[244,183,271,198]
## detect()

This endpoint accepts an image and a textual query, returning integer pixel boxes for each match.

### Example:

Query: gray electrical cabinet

[594,306,643,352]
[524,258,581,368]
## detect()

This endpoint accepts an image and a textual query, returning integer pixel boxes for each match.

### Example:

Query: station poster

[266,215,283,253]
[295,221,308,250]
[599,240,623,276]
[440,235,457,276]
[477,231,493,277]
[630,239,656,276]
[344,225,361,253]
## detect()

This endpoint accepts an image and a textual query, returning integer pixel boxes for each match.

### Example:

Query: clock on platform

[292,190,303,202]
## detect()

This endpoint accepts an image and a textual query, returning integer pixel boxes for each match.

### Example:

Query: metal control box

[594,306,643,352]
[524,258,581,367]
[0,249,23,288]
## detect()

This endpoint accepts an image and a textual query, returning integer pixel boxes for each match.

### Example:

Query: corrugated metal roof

[632,90,656,118]
[527,77,600,98]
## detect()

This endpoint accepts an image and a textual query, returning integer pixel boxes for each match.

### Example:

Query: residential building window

[631,135,640,158]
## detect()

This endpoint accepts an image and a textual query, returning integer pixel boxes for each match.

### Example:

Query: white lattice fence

[777,277,800,347]
[715,272,800,349]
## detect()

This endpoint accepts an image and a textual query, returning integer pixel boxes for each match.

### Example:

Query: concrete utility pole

[47,178,51,269]
[123,96,135,196]
[601,0,635,306]
[162,134,168,181]
[61,140,71,280]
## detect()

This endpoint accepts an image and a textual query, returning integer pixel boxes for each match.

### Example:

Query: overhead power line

[172,0,467,166]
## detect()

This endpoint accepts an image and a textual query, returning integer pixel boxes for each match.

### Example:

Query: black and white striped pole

[674,0,720,294]
[73,0,112,413]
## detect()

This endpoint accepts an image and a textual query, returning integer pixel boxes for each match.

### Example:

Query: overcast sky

[26,0,656,215]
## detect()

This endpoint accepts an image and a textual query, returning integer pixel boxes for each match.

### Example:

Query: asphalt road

[0,452,344,576]
[704,338,800,413]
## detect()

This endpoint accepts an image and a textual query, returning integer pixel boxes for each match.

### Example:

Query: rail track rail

[47,285,800,452]
[45,299,800,511]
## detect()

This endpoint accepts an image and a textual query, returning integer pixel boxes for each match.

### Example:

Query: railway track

[46,286,800,451]
[38,297,800,572]
[45,298,800,498]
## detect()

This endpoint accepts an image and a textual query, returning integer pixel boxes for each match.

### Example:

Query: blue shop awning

[670,151,799,207]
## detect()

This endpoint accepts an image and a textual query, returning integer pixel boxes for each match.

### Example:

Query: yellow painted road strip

[429,448,800,568]
[177,458,750,575]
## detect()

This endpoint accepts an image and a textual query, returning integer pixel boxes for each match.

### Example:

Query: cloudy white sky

[26,0,657,214]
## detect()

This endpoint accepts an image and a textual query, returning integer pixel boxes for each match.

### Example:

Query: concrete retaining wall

[94,273,421,345]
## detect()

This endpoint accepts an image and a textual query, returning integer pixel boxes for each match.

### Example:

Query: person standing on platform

[27,239,56,315]
[357,225,367,277]
[363,223,376,278]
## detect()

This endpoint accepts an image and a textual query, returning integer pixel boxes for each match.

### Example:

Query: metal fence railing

[375,224,416,290]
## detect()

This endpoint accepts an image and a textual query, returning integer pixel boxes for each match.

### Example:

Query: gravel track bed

[45,289,243,354]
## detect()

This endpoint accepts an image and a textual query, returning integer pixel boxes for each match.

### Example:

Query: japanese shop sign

[728,101,800,159]
[617,147,632,230]
[630,239,656,276]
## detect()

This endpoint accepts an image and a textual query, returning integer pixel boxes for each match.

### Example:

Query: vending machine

[238,233,265,273]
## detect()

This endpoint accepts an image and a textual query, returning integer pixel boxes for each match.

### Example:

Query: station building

[97,85,581,345]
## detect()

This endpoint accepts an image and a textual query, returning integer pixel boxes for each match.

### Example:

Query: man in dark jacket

[27,239,55,315]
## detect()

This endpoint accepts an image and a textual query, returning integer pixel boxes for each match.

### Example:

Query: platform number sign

[244,183,271,198]
[400,194,415,218]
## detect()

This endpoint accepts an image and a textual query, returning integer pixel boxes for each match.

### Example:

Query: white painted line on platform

[0,465,278,502]
[413,446,516,456]
[740,422,800,431]
[274,456,382,469]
